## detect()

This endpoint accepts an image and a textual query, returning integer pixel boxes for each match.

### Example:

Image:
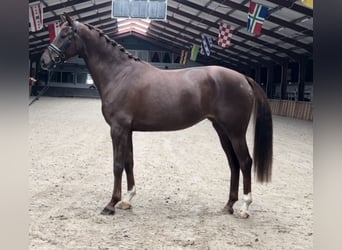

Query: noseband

[47,22,78,64]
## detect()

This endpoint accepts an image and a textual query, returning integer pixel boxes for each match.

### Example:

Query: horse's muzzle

[40,57,54,71]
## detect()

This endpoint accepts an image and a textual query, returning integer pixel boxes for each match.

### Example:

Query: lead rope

[29,72,51,106]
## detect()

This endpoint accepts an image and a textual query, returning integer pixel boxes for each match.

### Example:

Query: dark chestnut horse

[40,14,273,218]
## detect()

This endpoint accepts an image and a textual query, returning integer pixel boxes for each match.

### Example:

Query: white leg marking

[240,192,252,218]
[117,186,136,210]
[122,185,136,203]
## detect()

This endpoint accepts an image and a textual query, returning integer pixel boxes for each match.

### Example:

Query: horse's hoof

[101,206,115,215]
[222,205,234,214]
[239,210,250,219]
[117,201,132,210]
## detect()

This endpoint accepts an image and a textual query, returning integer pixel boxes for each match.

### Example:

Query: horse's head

[40,13,79,70]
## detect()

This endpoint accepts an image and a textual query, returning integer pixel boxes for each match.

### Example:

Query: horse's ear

[64,12,74,26]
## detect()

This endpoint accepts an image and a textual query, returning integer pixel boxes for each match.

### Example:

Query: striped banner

[200,34,213,56]
[190,44,200,61]
[180,49,189,64]
[29,2,44,32]
[48,21,61,42]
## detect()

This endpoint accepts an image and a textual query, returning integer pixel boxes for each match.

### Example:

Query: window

[273,65,281,83]
[77,72,88,84]
[174,55,180,63]
[137,50,148,61]
[50,71,61,82]
[49,71,74,83]
[260,67,267,85]
[305,60,313,82]
[150,51,161,62]
[162,52,171,63]
[112,0,167,20]
[61,72,74,83]
[86,74,94,85]
[288,63,299,83]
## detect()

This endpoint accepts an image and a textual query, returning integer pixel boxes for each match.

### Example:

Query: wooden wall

[268,99,313,121]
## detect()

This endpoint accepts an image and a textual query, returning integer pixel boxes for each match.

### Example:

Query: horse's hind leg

[212,122,240,215]
[117,133,136,210]
[229,136,253,218]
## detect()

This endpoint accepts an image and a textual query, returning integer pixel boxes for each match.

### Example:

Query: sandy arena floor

[29,97,313,250]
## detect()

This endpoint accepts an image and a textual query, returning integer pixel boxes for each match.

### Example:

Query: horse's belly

[132,108,206,132]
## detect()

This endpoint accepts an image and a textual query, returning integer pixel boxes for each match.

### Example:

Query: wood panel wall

[268,100,313,121]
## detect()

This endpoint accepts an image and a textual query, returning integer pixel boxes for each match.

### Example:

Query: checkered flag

[218,22,233,48]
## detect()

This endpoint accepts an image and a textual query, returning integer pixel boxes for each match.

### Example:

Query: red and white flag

[29,2,44,32]
[48,21,61,42]
[218,22,233,48]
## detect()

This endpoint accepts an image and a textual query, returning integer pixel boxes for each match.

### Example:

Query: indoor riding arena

[29,1,313,249]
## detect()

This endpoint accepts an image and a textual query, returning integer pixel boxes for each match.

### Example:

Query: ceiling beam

[150,20,272,66]
[266,0,313,16]
[145,32,243,70]
[172,0,312,53]
[167,5,304,61]
[213,0,313,36]
[147,24,256,69]
[164,14,283,64]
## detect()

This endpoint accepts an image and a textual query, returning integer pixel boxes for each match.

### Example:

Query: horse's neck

[79,27,132,93]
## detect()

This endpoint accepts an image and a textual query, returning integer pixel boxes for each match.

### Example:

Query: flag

[48,21,61,42]
[29,2,44,32]
[301,0,313,9]
[200,34,213,56]
[247,2,268,35]
[218,22,233,48]
[190,44,200,61]
[179,49,189,64]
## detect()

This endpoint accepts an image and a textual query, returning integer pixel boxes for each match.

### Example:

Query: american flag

[29,2,44,32]
[247,2,268,35]
[218,22,233,48]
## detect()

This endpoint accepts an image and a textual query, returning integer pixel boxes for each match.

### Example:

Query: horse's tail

[246,76,273,183]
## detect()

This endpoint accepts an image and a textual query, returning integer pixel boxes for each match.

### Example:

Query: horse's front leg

[101,125,131,215]
[117,132,136,210]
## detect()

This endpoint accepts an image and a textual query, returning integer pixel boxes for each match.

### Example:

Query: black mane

[84,23,141,62]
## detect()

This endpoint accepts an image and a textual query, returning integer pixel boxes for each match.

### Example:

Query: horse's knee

[114,162,124,175]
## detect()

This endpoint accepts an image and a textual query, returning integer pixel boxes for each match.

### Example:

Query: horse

[40,13,273,218]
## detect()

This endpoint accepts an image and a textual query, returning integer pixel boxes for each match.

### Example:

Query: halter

[47,22,78,64]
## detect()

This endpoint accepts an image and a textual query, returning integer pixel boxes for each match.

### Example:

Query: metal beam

[213,0,313,36]
[147,24,255,69]
[165,14,283,65]
[167,5,302,61]
[266,0,313,16]
[150,21,271,67]
[172,0,312,53]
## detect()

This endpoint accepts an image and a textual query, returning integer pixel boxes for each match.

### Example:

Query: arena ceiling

[29,0,313,70]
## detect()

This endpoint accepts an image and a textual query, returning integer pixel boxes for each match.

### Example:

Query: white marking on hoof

[239,192,252,218]
[117,186,136,210]
[239,210,250,219]
[117,201,132,210]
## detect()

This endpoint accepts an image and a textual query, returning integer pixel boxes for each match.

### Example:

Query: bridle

[47,22,78,64]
